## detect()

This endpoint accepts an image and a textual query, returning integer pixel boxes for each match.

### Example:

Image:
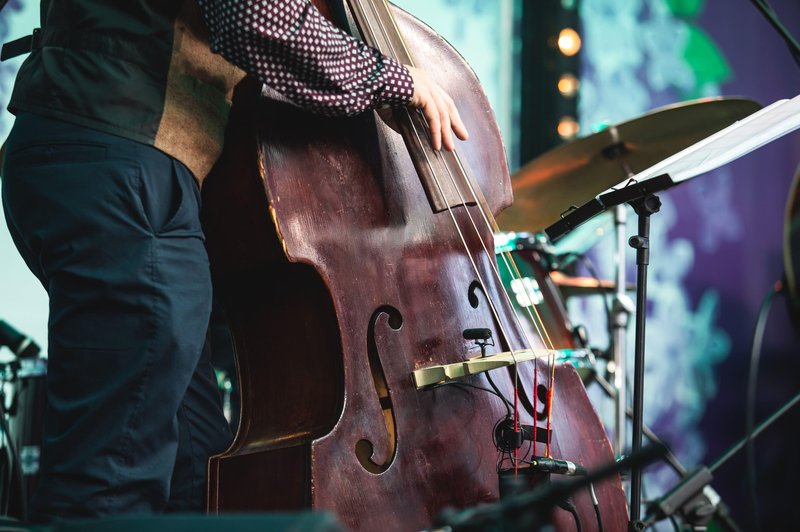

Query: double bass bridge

[412,348,592,389]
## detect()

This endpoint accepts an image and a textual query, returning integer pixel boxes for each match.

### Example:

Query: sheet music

[620,94,800,186]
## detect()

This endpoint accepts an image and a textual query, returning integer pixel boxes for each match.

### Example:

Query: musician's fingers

[422,96,443,151]
[434,90,454,152]
[407,66,468,151]
[446,95,469,142]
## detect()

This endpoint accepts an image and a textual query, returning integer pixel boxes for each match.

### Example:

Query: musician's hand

[406,66,469,151]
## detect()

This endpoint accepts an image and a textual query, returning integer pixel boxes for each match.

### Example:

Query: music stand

[543,93,800,528]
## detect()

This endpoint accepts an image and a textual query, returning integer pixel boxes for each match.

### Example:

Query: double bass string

[449,152,560,458]
[353,0,531,376]
[366,0,560,368]
[439,153,561,460]
[352,0,526,467]
[366,0,561,461]
[354,0,559,464]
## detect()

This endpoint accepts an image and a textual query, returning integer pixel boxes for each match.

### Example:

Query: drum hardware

[570,323,588,346]
[548,270,636,298]
[497,98,761,463]
[0,364,25,520]
[643,389,800,531]
[0,354,46,520]
[493,232,600,384]
[0,321,41,360]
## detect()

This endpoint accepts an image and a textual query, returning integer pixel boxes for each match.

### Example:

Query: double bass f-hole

[357,305,403,474]
[467,279,550,426]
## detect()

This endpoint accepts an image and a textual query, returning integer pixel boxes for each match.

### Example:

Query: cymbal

[497,97,762,233]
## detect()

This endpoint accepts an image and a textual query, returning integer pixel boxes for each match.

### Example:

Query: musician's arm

[197,0,413,116]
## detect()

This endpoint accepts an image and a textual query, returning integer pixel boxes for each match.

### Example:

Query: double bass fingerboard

[346,0,478,213]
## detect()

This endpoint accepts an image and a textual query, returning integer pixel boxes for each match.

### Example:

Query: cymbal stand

[611,203,631,458]
[604,128,637,458]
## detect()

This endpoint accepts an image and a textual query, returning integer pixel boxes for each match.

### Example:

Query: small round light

[558,28,582,56]
[557,116,580,139]
[558,73,580,98]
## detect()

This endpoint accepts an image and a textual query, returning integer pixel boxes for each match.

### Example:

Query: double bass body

[202,3,626,530]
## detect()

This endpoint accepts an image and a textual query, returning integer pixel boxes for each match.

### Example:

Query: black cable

[710,388,800,473]
[588,482,603,532]
[749,0,800,68]
[484,372,513,418]
[434,380,513,416]
[744,281,783,532]
[557,497,582,532]
[456,339,514,418]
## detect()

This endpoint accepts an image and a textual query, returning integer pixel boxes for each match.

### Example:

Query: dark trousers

[1,114,232,521]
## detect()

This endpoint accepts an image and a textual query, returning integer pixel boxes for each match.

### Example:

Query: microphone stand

[546,173,676,530]
[596,179,671,529]
[643,389,800,530]
[626,192,661,529]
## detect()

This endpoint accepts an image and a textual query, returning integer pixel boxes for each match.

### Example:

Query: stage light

[557,116,580,139]
[520,1,582,164]
[558,73,580,97]
[558,28,581,56]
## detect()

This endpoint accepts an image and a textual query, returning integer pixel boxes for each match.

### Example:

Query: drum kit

[496,98,761,521]
[1,354,45,517]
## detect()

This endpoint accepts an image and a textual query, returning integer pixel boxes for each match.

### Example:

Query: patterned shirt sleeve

[197,0,414,116]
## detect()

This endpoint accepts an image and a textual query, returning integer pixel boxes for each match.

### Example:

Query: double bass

[201,0,628,529]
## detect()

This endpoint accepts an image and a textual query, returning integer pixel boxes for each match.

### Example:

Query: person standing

[1,0,466,522]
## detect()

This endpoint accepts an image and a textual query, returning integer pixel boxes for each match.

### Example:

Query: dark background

[681,1,800,529]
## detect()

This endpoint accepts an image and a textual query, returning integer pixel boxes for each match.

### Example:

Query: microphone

[530,456,587,477]
[494,417,551,450]
[0,320,41,358]
[462,328,492,341]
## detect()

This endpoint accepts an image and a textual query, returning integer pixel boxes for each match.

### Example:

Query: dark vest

[8,0,245,181]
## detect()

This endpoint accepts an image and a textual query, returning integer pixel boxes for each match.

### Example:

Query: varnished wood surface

[202,5,626,531]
